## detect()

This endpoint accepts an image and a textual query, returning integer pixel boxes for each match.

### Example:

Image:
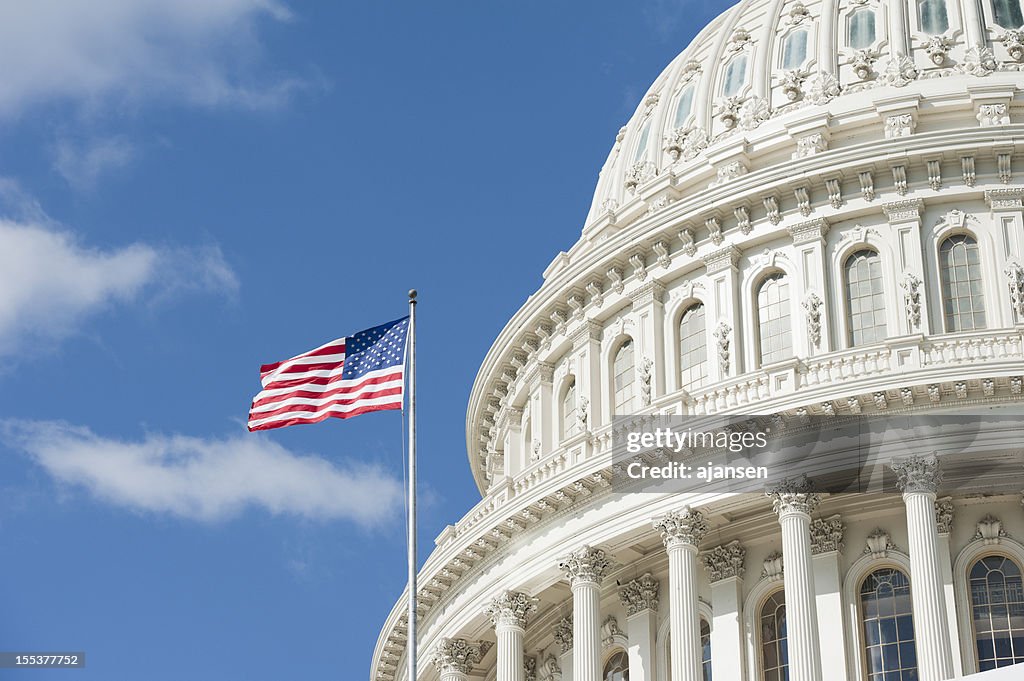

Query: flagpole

[406,289,418,681]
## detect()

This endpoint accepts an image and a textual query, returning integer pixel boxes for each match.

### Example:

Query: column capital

[433,638,493,675]
[768,474,821,517]
[891,454,942,494]
[617,572,660,616]
[653,506,709,549]
[485,590,538,629]
[553,616,573,652]
[810,515,845,554]
[701,540,746,582]
[558,545,612,586]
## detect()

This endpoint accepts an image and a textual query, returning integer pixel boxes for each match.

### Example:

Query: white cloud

[52,136,136,191]
[0,191,238,357]
[3,420,404,526]
[0,0,301,117]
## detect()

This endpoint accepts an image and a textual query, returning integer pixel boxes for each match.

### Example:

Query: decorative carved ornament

[433,638,493,675]
[558,545,612,586]
[618,572,660,615]
[768,474,821,516]
[485,591,538,629]
[553,616,573,652]
[890,454,941,494]
[975,515,1009,545]
[810,515,845,554]
[701,540,746,582]
[865,529,897,559]
[653,506,709,549]
[761,551,784,581]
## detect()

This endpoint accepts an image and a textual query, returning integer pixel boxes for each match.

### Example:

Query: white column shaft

[572,581,601,681]
[440,672,468,681]
[780,511,822,681]
[496,624,525,681]
[938,534,964,676]
[904,492,954,681]
[668,543,702,681]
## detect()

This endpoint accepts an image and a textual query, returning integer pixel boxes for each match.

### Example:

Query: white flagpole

[406,289,418,681]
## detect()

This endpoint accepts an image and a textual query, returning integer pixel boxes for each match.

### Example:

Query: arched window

[969,554,1024,670]
[701,618,713,681]
[634,120,651,163]
[679,303,708,390]
[603,650,629,681]
[861,568,918,680]
[939,234,986,332]
[673,84,696,128]
[782,29,809,69]
[849,9,877,48]
[523,416,533,462]
[845,250,887,346]
[994,0,1024,28]
[757,273,792,365]
[562,381,578,440]
[760,590,788,681]
[919,0,950,33]
[612,339,635,414]
[723,54,748,96]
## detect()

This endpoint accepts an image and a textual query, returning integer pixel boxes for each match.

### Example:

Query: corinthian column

[618,573,660,681]
[559,545,612,681]
[484,591,538,681]
[432,638,493,681]
[768,476,822,681]
[653,507,708,681]
[891,455,954,681]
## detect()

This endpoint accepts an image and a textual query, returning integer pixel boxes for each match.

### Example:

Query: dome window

[759,590,788,681]
[633,120,652,163]
[756,273,793,366]
[612,339,635,414]
[848,8,877,49]
[722,53,749,96]
[678,303,708,390]
[782,29,809,70]
[969,555,1024,670]
[673,84,696,128]
[602,650,629,681]
[845,250,887,346]
[561,381,578,440]
[919,0,950,34]
[993,0,1024,28]
[860,568,918,680]
[939,234,986,332]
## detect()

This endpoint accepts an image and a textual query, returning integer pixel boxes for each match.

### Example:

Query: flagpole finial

[409,289,418,303]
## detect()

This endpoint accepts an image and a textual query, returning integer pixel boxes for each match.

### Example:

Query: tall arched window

[919,0,950,33]
[603,650,629,681]
[523,416,532,462]
[723,54,748,96]
[994,0,1024,28]
[969,555,1024,670]
[849,9,877,48]
[612,339,635,414]
[673,85,696,128]
[757,273,792,365]
[845,250,887,346]
[679,303,708,390]
[939,234,986,332]
[701,618,713,681]
[861,568,918,680]
[760,590,788,681]
[782,29,809,69]
[634,120,651,163]
[562,381,578,440]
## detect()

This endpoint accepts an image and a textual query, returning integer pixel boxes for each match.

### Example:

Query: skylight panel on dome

[782,29,809,69]
[673,85,695,128]
[722,53,748,96]
[919,0,950,34]
[848,8,876,49]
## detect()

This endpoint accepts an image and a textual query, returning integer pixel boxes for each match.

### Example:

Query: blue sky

[0,2,725,679]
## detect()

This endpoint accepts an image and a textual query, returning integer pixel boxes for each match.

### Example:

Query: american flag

[247,317,409,431]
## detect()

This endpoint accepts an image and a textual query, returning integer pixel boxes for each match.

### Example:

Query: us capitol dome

[373,1,1024,680]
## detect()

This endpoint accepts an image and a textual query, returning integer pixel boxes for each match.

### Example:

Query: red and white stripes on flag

[247,317,409,431]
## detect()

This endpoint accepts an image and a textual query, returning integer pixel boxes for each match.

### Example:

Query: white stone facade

[373,1,1024,680]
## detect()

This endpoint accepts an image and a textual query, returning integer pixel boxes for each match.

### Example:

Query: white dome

[374,2,1024,681]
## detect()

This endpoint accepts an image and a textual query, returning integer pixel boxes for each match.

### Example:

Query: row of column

[434,454,953,681]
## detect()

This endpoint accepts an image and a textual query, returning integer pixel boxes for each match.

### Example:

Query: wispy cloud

[3,420,404,526]
[0,183,238,358]
[0,0,304,118]
[52,135,136,191]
